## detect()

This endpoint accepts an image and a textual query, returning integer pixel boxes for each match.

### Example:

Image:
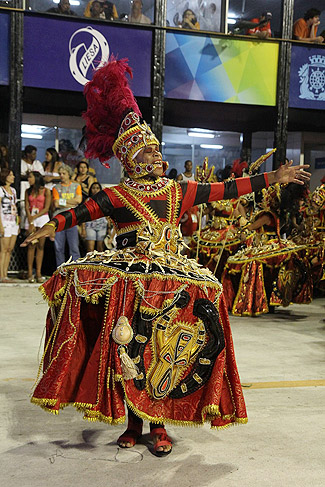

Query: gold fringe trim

[31,390,247,429]
[74,275,116,304]
[210,417,248,430]
[39,281,67,306]
[114,373,243,428]
[31,397,126,425]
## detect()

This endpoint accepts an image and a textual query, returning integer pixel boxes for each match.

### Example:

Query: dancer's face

[135,144,164,177]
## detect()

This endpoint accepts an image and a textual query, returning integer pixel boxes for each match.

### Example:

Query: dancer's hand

[20,223,56,246]
[269,160,311,185]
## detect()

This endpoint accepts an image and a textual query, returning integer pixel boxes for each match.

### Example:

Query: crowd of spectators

[45,0,152,24]
[231,7,324,44]
[3,0,324,40]
[0,143,115,283]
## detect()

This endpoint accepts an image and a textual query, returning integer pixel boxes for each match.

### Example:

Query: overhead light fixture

[21,133,43,139]
[190,128,214,132]
[200,144,223,150]
[53,0,80,4]
[227,12,237,25]
[188,132,215,139]
[21,124,46,133]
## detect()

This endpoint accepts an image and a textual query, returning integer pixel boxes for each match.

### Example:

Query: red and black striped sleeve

[52,188,114,232]
[180,173,269,214]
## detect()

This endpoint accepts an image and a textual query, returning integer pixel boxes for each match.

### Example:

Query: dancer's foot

[117,428,142,448]
[117,414,143,448]
[150,427,172,456]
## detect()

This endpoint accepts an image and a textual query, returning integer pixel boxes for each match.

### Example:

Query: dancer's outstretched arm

[179,161,310,214]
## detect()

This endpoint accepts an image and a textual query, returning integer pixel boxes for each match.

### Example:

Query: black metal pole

[220,0,227,34]
[8,0,24,197]
[151,0,167,144]
[273,0,294,169]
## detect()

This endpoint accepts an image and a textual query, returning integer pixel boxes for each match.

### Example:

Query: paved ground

[0,284,324,487]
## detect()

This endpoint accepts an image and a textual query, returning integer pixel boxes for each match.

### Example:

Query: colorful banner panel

[289,45,325,109]
[165,33,279,106]
[0,13,10,85]
[24,15,152,96]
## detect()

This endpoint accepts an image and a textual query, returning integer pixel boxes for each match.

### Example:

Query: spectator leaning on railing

[129,0,151,25]
[181,9,200,30]
[84,0,118,20]
[88,0,105,19]
[47,0,76,16]
[246,12,272,39]
[293,8,324,44]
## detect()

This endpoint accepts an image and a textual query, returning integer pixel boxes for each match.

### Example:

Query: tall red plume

[82,56,141,164]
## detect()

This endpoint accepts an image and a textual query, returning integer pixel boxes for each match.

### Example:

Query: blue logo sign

[298,54,325,101]
[289,46,325,109]
[23,15,152,96]
[69,26,110,86]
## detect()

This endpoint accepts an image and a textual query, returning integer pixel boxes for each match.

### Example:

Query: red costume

[31,58,271,431]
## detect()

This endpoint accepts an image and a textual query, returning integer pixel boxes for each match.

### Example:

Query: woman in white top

[0,168,20,282]
[21,145,44,177]
[43,147,62,191]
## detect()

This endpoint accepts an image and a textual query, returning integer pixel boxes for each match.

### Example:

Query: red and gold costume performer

[23,59,310,456]
[223,185,311,316]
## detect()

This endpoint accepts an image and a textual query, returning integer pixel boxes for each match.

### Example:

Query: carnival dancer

[222,184,311,315]
[22,58,310,457]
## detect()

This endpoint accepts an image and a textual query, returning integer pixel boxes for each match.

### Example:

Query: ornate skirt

[32,248,247,429]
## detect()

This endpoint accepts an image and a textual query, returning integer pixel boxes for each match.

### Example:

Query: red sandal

[117,412,143,448]
[150,427,172,457]
[117,428,142,448]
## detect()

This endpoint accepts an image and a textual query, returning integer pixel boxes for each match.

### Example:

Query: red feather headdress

[82,56,163,177]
